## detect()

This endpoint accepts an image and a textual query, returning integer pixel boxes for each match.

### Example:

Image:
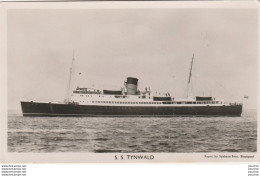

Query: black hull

[21,101,243,117]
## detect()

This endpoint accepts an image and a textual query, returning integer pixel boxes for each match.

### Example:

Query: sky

[7,8,258,110]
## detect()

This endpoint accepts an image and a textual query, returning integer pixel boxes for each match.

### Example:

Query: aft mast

[185,54,194,99]
[65,52,75,103]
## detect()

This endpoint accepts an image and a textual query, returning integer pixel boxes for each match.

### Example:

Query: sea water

[8,109,257,153]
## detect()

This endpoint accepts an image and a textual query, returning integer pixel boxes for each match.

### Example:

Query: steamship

[20,55,243,117]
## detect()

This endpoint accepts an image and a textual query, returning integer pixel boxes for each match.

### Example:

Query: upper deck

[68,90,242,107]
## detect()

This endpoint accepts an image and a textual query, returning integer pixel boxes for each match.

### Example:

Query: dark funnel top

[126,77,138,85]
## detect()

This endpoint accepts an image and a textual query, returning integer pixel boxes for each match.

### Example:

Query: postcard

[0,1,259,163]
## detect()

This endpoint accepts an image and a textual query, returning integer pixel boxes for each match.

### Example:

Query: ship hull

[21,101,243,117]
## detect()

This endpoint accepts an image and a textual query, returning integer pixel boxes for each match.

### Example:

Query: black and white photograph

[0,2,259,163]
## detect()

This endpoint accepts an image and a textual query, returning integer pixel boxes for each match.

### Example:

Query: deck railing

[229,102,243,106]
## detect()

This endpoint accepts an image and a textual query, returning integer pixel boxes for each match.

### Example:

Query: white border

[0,1,259,163]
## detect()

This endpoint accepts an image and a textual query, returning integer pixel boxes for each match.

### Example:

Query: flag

[244,96,249,99]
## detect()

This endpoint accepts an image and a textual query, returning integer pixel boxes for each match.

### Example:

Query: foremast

[65,52,75,103]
